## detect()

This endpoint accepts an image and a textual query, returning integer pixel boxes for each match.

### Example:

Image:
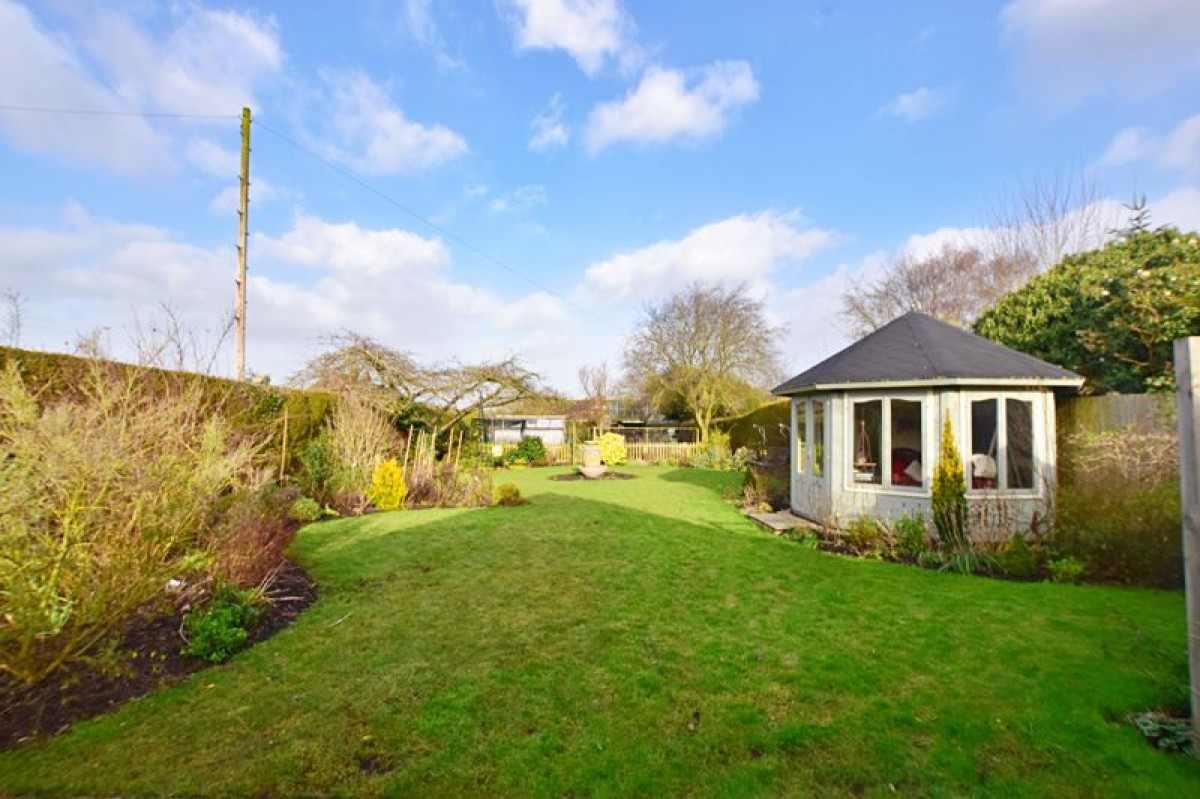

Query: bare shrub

[1052,429,1181,588]
[0,363,261,685]
[328,391,402,498]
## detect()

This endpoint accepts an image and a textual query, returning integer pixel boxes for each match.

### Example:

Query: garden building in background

[772,312,1084,534]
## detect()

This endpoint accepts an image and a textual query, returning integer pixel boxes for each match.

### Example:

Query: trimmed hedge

[722,399,789,452]
[0,346,334,474]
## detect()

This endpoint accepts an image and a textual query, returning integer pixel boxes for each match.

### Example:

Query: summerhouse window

[852,400,883,484]
[796,402,807,475]
[851,397,925,490]
[891,399,924,488]
[968,396,1037,492]
[812,401,826,477]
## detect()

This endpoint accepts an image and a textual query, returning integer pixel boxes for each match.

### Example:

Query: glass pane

[796,401,807,475]
[852,400,882,485]
[970,399,998,490]
[890,399,923,488]
[812,401,825,478]
[1006,399,1035,489]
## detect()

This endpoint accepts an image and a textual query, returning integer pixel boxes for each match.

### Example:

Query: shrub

[892,512,929,561]
[328,391,401,495]
[367,458,408,511]
[598,432,627,466]
[997,532,1041,580]
[843,515,888,558]
[692,431,749,471]
[506,436,547,466]
[1052,428,1181,588]
[298,429,335,500]
[183,581,263,663]
[931,416,970,552]
[290,496,323,523]
[917,550,946,570]
[1134,711,1195,755]
[496,482,526,506]
[1049,556,1086,584]
[209,489,296,588]
[0,363,260,685]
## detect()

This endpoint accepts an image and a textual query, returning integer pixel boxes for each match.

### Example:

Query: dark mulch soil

[0,559,316,751]
[550,471,639,481]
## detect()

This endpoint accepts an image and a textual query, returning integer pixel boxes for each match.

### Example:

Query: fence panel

[482,441,702,465]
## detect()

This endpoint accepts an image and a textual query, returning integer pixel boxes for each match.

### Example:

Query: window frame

[844,392,930,495]
[962,391,1042,497]
[792,397,829,482]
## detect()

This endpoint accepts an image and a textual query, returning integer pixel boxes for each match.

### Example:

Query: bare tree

[73,326,111,360]
[2,290,23,347]
[577,363,612,431]
[624,283,781,442]
[126,303,234,375]
[987,170,1111,271]
[840,244,1039,336]
[292,332,544,438]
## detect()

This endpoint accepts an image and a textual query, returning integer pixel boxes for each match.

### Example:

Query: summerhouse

[772,312,1084,533]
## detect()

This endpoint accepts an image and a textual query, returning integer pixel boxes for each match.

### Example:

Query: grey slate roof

[772,311,1083,395]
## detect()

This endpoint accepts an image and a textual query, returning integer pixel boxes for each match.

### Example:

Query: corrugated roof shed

[773,311,1083,395]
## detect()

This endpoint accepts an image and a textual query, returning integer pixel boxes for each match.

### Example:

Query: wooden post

[1175,336,1200,755]
[278,405,289,481]
[234,106,251,381]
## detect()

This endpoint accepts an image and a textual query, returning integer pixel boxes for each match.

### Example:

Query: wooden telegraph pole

[1176,336,1200,756]
[235,106,251,381]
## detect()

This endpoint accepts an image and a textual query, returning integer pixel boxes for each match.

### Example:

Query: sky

[1,0,1199,394]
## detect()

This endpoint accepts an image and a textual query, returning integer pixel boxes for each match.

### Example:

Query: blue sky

[1,0,1199,392]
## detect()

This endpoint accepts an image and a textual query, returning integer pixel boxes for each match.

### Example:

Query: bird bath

[579,441,607,478]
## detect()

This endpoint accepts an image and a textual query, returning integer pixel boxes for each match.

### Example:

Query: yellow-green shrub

[0,363,261,685]
[367,459,408,511]
[931,416,969,552]
[598,432,627,465]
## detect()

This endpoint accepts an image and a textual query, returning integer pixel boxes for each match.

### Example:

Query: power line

[253,118,618,333]
[0,104,236,120]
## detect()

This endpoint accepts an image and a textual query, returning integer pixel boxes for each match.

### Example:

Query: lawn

[0,466,1196,797]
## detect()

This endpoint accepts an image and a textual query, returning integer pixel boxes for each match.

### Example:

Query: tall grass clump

[0,363,261,685]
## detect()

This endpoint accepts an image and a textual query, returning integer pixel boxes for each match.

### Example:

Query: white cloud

[771,254,888,377]
[399,0,464,71]
[529,93,570,151]
[489,184,548,213]
[1153,186,1200,229]
[499,0,636,77]
[876,86,949,123]
[580,210,833,302]
[585,61,760,152]
[1097,114,1200,175]
[312,70,468,175]
[81,4,282,115]
[0,2,282,175]
[0,204,601,388]
[207,178,280,215]
[256,213,449,277]
[0,1,170,174]
[1000,0,1200,103]
[465,183,490,198]
[1099,126,1155,167]
[187,138,239,177]
[1161,115,1200,174]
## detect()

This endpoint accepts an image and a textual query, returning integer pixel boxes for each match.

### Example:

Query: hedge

[0,346,335,474]
[721,399,790,452]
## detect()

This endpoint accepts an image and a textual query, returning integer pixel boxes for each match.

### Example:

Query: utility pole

[235,106,251,381]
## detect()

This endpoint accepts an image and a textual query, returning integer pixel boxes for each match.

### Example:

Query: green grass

[1,465,1196,797]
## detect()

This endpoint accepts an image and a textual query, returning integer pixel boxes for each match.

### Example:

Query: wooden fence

[485,440,705,465]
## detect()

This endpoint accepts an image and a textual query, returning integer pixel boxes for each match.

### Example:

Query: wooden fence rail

[483,441,706,465]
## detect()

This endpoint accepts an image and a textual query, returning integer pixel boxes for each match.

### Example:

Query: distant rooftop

[773,311,1083,395]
